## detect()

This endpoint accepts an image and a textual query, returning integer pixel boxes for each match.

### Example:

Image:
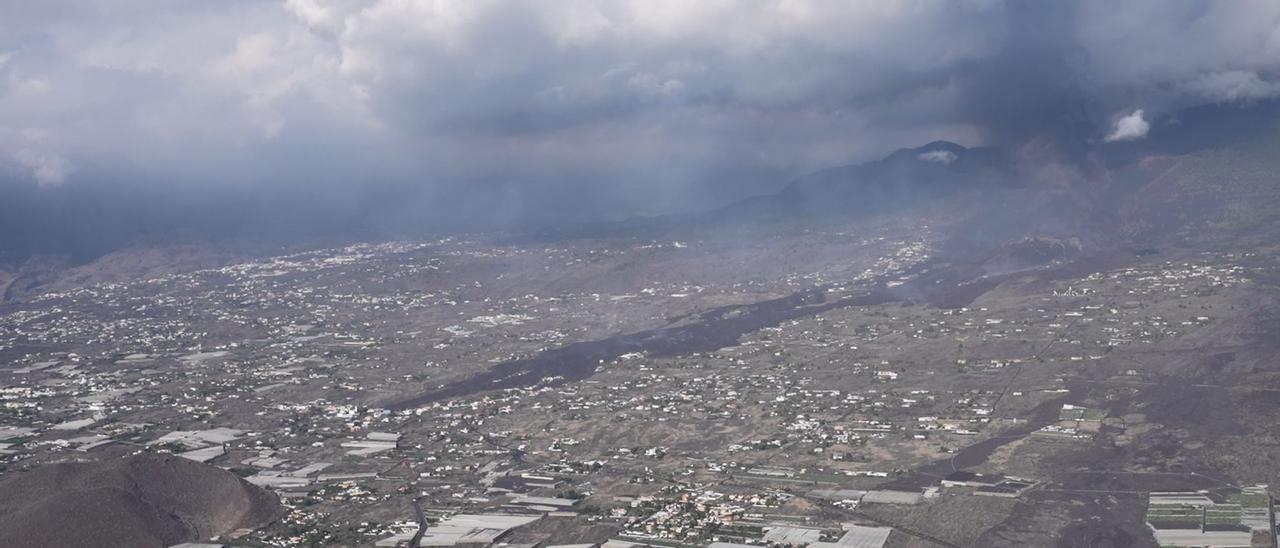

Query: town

[2,222,1279,547]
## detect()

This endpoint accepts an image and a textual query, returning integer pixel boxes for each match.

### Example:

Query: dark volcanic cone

[0,453,281,548]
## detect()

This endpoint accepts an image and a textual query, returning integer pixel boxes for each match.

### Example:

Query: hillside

[0,453,281,548]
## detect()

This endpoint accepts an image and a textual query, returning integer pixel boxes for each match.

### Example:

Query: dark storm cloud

[955,1,1280,147]
[1,1,1278,235]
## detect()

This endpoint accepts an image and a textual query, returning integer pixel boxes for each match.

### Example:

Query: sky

[2,0,1280,258]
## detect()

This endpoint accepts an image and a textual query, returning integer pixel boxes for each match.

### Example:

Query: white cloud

[1104,109,1150,142]
[626,72,686,98]
[1183,70,1280,102]
[284,0,347,32]
[917,150,957,164]
[13,150,72,187]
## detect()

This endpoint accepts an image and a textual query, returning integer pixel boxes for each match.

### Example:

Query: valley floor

[3,217,1280,547]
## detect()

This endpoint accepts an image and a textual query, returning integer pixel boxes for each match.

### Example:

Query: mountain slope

[0,453,282,548]
[718,141,1009,222]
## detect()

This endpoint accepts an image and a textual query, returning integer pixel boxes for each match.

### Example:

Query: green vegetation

[1145,504,1201,527]
[1228,491,1268,509]
[1080,408,1108,421]
[1203,503,1243,527]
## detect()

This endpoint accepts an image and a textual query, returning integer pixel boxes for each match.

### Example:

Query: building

[807,525,893,548]
[1145,490,1272,548]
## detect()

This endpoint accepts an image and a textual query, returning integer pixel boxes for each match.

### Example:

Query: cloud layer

[2,1,1279,220]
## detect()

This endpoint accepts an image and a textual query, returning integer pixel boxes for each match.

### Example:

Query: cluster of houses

[0,233,1270,547]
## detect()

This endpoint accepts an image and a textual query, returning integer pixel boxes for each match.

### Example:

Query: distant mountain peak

[884,140,969,166]
[917,140,969,153]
